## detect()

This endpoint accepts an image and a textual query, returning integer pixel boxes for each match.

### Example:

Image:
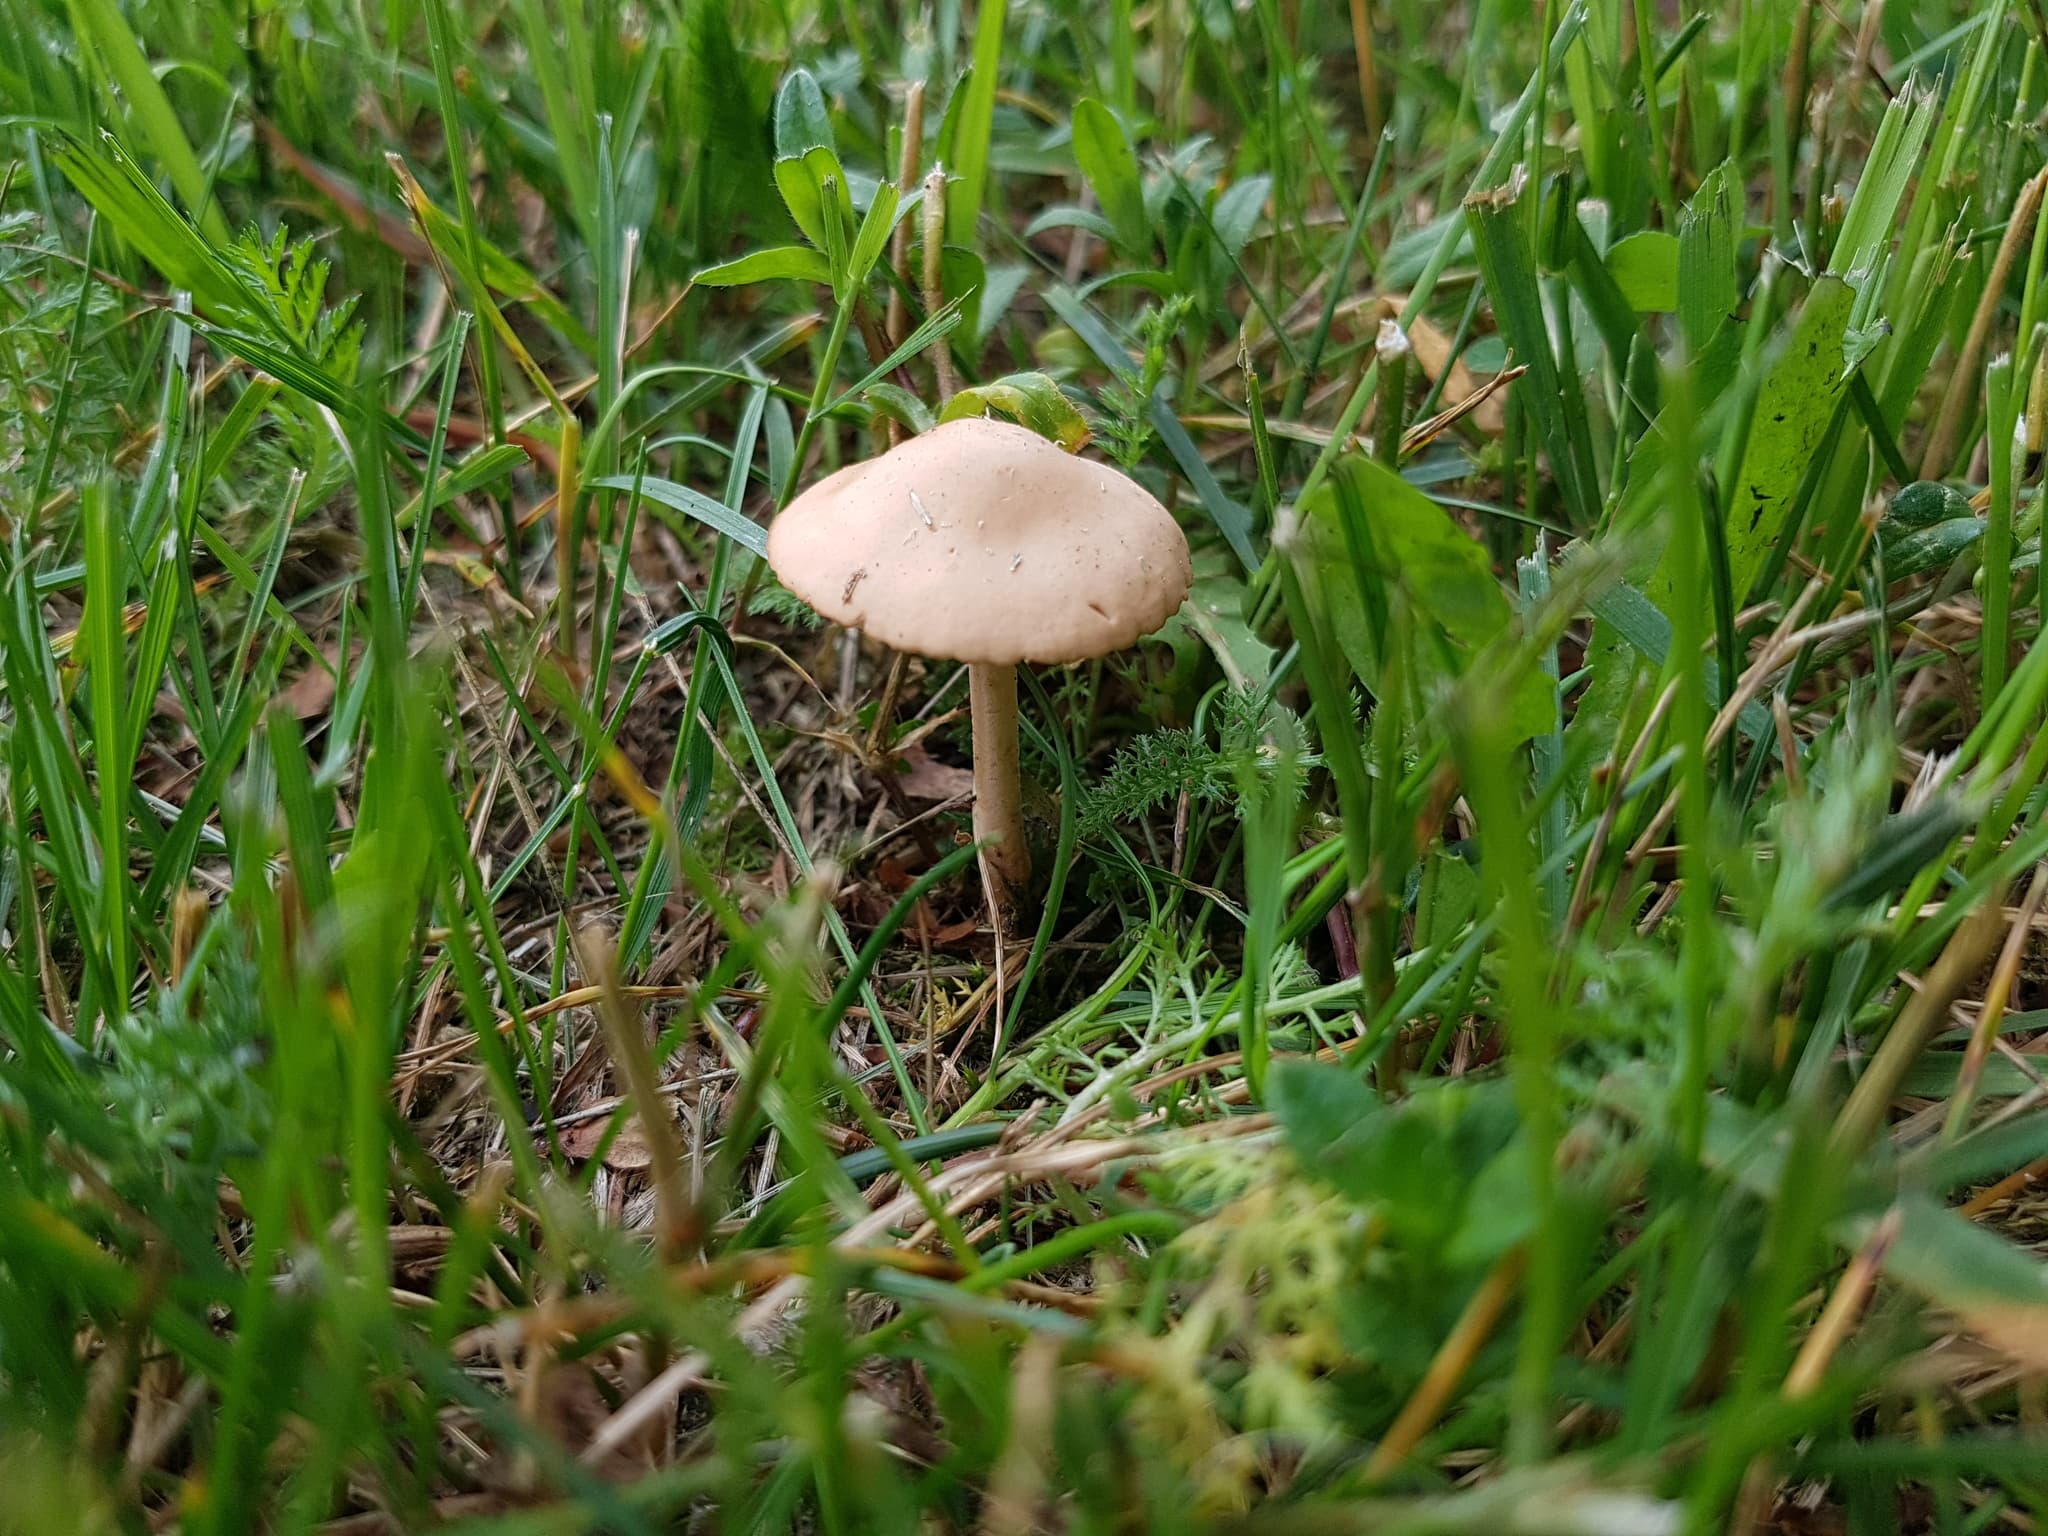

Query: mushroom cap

[766,417,1193,665]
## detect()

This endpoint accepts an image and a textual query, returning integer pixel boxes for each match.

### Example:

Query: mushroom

[767,416,1192,903]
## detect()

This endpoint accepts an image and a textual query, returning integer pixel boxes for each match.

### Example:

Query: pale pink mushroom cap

[765,417,1193,666]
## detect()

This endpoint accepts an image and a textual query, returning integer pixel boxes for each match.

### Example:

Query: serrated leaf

[694,245,834,288]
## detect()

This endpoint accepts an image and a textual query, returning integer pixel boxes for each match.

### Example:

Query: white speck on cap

[765,417,1192,665]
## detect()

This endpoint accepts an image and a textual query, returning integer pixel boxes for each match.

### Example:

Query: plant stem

[783,300,857,505]
[969,662,1029,899]
[922,166,957,402]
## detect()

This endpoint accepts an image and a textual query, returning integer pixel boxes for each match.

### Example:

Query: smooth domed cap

[766,417,1193,666]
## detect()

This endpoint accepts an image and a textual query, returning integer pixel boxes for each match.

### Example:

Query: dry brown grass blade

[1364,1246,1526,1482]
[571,924,699,1256]
[1399,362,1527,455]
[1787,1205,1901,1399]
[1832,898,2006,1157]
[1960,1155,2048,1219]
[1177,362,1522,464]
[1388,296,1506,435]
[1920,162,2048,477]
[1945,861,2048,1140]
[1733,1208,1903,1533]
[1348,0,1382,141]
[256,117,435,263]
[979,1335,1062,1536]
[392,983,703,1077]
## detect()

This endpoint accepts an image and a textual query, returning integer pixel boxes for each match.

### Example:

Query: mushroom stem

[968,662,1031,898]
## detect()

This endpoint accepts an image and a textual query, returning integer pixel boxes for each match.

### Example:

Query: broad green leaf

[1715,275,1855,602]
[974,264,1031,348]
[1268,1058,1382,1196]
[938,371,1091,451]
[1271,1060,1518,1251]
[1606,230,1678,313]
[1876,516,1983,578]
[1887,480,1975,527]
[772,67,834,157]
[946,0,1007,244]
[860,383,935,437]
[846,179,902,293]
[1210,174,1270,260]
[1072,98,1147,254]
[694,245,834,288]
[774,157,823,248]
[940,245,989,349]
[1294,455,1551,741]
[774,146,854,254]
[1678,162,1739,351]
[1023,205,1119,242]
[1177,567,1275,689]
